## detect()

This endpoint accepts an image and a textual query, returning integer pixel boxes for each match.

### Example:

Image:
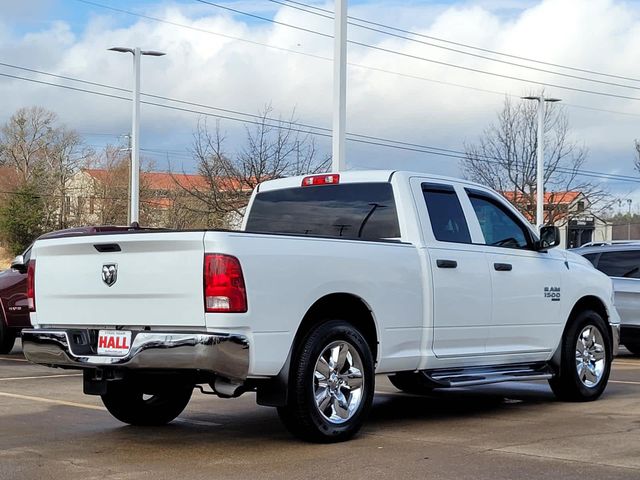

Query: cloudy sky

[3,0,640,210]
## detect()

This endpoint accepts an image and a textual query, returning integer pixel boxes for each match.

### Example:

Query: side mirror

[10,255,27,273]
[536,226,561,250]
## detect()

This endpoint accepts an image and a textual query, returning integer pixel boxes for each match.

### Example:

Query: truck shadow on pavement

[94,383,556,446]
[1,382,560,453]
[368,382,555,426]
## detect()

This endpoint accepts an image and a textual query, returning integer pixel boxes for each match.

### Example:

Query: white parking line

[0,391,221,427]
[614,361,640,367]
[0,391,104,410]
[0,374,82,381]
[610,380,640,385]
[0,357,28,362]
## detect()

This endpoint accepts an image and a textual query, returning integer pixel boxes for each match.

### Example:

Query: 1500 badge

[544,286,561,302]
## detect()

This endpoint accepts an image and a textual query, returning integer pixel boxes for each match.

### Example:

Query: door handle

[494,263,512,271]
[436,259,458,269]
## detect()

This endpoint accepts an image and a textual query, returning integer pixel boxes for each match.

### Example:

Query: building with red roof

[500,190,610,248]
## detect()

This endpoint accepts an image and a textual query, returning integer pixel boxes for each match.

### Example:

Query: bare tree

[173,106,330,228]
[0,106,88,233]
[87,145,130,226]
[45,127,91,229]
[0,106,58,183]
[82,144,155,226]
[462,94,609,225]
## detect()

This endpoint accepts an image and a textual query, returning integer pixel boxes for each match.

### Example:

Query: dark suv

[575,243,640,354]
[0,226,133,354]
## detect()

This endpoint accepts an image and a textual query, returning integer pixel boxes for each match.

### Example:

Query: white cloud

[1,0,640,193]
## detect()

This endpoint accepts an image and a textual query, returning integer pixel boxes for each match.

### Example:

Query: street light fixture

[109,47,166,226]
[522,95,562,231]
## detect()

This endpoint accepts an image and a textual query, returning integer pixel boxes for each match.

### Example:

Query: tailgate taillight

[27,260,36,312]
[204,254,247,313]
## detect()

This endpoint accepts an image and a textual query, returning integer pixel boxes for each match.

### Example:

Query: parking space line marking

[0,357,28,362]
[0,391,104,410]
[0,374,82,381]
[0,391,220,426]
[610,380,640,385]
[614,361,640,366]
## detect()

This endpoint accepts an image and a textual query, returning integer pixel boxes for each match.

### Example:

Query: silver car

[575,244,640,354]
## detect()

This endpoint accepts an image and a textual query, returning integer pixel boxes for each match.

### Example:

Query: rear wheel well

[255,293,379,408]
[294,294,379,363]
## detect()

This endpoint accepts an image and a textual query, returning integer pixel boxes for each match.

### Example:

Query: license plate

[97,330,132,356]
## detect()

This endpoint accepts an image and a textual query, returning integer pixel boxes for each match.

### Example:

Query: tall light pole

[332,0,347,172]
[629,199,633,240]
[109,47,166,226]
[522,95,561,231]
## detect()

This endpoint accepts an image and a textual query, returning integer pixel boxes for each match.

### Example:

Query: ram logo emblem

[102,264,118,287]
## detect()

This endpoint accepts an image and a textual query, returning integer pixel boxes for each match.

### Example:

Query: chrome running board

[422,363,554,388]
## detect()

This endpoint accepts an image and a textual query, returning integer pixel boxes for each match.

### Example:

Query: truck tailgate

[32,232,206,328]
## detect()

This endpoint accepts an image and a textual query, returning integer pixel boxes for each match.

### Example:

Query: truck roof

[257,170,487,192]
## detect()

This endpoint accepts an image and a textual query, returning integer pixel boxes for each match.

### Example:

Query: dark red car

[0,226,134,353]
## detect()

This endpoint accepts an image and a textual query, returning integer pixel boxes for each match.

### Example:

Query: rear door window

[596,251,640,278]
[422,183,471,244]
[245,182,401,240]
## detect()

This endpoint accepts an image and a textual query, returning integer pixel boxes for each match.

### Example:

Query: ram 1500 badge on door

[22,171,620,442]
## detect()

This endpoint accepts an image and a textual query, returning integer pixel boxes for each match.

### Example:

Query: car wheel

[388,372,435,395]
[101,380,193,426]
[549,309,612,402]
[0,318,16,355]
[277,320,374,443]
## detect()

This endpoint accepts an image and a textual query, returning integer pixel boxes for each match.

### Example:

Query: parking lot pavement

[2,344,640,480]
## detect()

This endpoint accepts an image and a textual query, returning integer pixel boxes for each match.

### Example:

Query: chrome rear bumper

[21,329,249,381]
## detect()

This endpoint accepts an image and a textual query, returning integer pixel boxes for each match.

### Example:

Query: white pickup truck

[22,170,619,442]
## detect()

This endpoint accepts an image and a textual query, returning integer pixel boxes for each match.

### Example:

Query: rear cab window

[422,183,471,244]
[245,182,401,240]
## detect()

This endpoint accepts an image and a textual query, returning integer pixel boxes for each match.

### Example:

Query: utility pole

[332,0,347,172]
[522,94,561,231]
[125,134,132,225]
[131,47,141,226]
[628,199,633,240]
[109,47,165,226]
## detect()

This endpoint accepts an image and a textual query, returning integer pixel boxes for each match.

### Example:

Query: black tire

[549,309,612,402]
[0,318,16,355]
[277,320,374,443]
[388,372,435,395]
[101,380,193,426]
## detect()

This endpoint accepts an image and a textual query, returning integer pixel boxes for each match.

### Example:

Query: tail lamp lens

[27,260,36,312]
[204,254,247,313]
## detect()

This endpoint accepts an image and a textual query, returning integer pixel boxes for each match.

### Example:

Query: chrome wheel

[575,325,606,388]
[313,341,364,424]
